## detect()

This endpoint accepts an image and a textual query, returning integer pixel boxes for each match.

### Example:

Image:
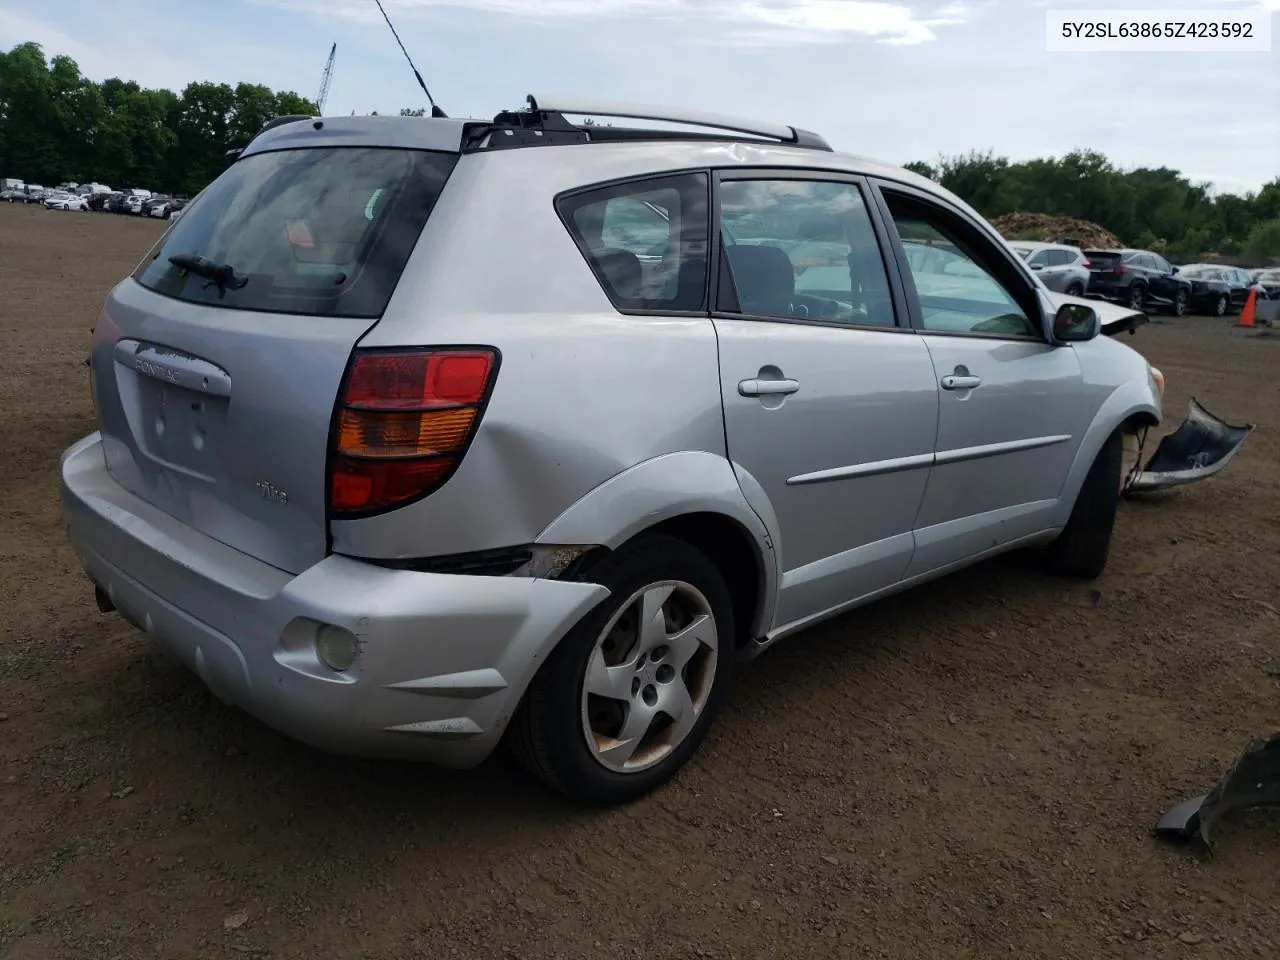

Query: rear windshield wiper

[168,253,249,292]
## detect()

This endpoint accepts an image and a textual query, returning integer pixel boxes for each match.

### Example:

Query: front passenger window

[881,192,1039,339]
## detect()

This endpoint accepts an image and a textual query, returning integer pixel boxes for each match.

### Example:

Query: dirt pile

[991,212,1123,250]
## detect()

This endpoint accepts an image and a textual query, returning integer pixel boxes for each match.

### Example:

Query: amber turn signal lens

[337,408,476,458]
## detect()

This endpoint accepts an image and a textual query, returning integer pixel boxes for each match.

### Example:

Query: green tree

[0,41,314,194]
[1244,219,1280,260]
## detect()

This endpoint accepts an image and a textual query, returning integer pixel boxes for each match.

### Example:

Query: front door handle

[941,374,982,391]
[739,378,800,397]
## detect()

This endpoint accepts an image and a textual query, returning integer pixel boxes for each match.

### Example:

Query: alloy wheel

[580,580,718,774]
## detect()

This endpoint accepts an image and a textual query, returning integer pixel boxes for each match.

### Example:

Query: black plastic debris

[1155,732,1280,853]
[1126,397,1255,494]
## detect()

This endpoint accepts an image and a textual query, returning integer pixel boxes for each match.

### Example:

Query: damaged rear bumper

[1125,397,1255,494]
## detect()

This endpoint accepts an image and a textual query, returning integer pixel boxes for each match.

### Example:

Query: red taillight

[1113,263,1126,276]
[329,348,498,515]
[1082,258,1092,269]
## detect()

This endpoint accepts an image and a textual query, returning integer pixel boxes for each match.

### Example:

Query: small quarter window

[557,173,710,313]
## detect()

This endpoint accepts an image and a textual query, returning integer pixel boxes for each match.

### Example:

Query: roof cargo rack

[465,96,832,152]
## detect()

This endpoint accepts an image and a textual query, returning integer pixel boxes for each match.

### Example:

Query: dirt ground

[1,202,1278,960]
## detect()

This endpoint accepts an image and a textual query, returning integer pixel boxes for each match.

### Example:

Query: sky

[2,0,1277,194]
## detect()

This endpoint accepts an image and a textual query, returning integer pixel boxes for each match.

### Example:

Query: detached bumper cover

[1156,732,1280,851]
[1126,397,1255,493]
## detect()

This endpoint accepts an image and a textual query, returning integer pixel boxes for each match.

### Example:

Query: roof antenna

[371,0,447,118]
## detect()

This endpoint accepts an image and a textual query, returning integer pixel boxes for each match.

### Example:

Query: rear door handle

[739,378,800,397]
[941,375,982,391]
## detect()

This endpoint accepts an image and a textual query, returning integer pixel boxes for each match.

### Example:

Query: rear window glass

[132,146,458,319]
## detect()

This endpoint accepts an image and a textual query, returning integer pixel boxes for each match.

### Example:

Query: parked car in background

[61,101,1164,806]
[1,188,24,203]
[1224,265,1270,303]
[148,196,187,219]
[1255,268,1280,300]
[1084,248,1191,315]
[23,186,45,203]
[1177,263,1252,315]
[44,191,89,211]
[1007,241,1090,296]
[88,192,118,212]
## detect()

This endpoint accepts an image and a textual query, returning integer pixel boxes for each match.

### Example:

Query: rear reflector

[329,348,498,516]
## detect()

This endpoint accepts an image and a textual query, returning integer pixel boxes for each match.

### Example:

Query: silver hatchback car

[60,97,1163,805]
[1007,241,1091,297]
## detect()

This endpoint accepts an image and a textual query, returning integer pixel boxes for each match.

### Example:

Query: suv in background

[1007,241,1090,296]
[1084,248,1191,316]
[60,99,1162,805]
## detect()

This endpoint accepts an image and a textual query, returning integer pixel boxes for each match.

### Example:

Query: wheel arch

[1053,383,1161,529]
[535,451,780,646]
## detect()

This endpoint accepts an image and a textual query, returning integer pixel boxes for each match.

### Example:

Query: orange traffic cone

[1238,289,1256,327]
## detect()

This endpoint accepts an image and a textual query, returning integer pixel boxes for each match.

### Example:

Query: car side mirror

[1030,263,1044,271]
[1053,302,1099,342]
[1171,265,1179,274]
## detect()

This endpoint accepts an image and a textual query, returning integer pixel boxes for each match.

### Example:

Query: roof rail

[524,95,832,151]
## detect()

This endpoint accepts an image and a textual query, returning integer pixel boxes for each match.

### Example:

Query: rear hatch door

[90,137,459,574]
[1084,250,1123,274]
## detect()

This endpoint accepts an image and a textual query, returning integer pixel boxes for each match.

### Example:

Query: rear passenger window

[556,173,710,313]
[716,178,895,326]
[133,146,459,319]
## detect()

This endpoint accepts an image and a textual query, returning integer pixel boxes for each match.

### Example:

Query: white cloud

[251,0,977,45]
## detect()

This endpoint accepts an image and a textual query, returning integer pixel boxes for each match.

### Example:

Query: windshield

[132,146,458,319]
[1010,247,1033,260]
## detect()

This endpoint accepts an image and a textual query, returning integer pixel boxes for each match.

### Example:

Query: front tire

[1172,288,1188,317]
[509,534,734,805]
[1046,429,1123,580]
[1214,293,1228,317]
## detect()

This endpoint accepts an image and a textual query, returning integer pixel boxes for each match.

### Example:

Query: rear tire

[1127,285,1146,311]
[1046,429,1123,580]
[1214,293,1228,317]
[508,534,734,806]
[1066,282,1085,297]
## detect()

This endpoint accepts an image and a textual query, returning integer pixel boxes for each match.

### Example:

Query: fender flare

[1053,381,1161,528]
[535,450,781,638]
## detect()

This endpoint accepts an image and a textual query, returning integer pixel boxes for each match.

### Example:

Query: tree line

[904,151,1280,262]
[0,42,315,196]
[2,41,1277,260]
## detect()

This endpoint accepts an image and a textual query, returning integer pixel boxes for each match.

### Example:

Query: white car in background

[44,191,89,212]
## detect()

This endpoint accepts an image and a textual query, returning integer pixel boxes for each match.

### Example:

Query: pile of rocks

[990,212,1123,250]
